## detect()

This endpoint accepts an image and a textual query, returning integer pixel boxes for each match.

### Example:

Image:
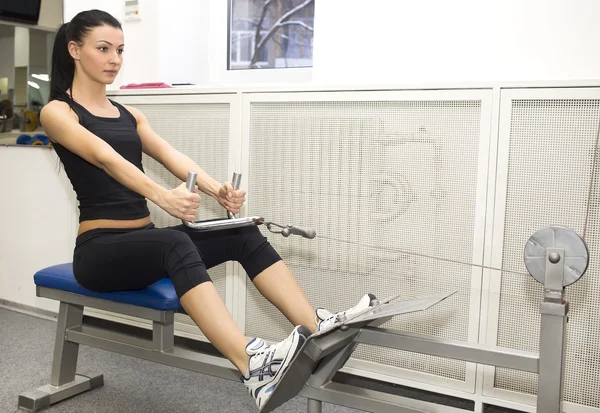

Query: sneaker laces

[316,309,343,331]
[323,312,340,324]
[316,294,375,332]
[252,347,272,362]
[250,345,273,367]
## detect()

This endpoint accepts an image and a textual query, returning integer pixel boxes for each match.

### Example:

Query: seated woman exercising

[42,9,370,409]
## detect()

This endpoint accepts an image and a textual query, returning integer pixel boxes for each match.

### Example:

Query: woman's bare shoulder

[40,100,78,122]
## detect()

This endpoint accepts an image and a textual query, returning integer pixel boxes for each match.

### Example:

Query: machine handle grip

[284,225,317,239]
[231,172,242,191]
[227,172,242,219]
[185,171,198,193]
[182,171,200,228]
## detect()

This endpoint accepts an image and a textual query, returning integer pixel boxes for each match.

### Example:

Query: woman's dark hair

[50,10,122,102]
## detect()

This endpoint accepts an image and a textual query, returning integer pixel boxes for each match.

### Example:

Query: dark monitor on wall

[0,0,42,25]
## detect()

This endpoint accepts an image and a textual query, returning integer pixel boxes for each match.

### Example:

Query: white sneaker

[242,325,311,408]
[316,293,376,333]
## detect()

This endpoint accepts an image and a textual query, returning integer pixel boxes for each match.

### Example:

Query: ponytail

[49,23,75,102]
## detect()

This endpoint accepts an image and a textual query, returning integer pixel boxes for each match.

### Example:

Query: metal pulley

[523,226,589,287]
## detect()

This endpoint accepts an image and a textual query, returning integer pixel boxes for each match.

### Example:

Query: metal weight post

[524,226,589,413]
[536,247,568,413]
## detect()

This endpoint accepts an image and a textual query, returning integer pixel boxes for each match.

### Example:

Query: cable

[314,235,530,277]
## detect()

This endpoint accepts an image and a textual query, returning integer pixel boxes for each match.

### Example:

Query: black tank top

[51,97,151,223]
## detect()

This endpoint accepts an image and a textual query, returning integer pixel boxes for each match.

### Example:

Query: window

[228,0,314,70]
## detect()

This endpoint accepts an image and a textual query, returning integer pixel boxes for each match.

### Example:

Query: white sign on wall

[124,0,141,21]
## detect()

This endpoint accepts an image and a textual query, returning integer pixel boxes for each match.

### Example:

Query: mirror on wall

[0,23,56,146]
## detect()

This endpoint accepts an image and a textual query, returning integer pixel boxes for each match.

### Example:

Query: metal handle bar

[181,171,316,239]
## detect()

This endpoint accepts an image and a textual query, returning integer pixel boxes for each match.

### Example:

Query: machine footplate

[259,290,455,412]
[347,291,456,325]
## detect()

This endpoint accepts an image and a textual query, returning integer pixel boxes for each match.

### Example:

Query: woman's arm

[41,101,200,221]
[126,105,245,214]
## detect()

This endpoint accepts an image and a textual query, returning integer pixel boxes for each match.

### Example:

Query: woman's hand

[157,183,201,221]
[217,182,246,214]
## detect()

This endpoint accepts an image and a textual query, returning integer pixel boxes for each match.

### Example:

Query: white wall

[62,0,600,88]
[0,147,78,312]
[157,1,210,86]
[63,0,123,24]
[313,0,600,85]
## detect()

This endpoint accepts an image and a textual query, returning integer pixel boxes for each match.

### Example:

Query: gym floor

[0,307,519,413]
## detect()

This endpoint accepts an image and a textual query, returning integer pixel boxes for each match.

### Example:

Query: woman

[41,9,371,409]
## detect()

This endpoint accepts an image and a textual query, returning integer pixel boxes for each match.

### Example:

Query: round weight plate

[523,226,589,287]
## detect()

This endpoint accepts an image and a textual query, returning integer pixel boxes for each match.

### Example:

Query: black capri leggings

[72,222,282,298]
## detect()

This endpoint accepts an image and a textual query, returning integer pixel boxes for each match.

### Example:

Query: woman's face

[69,24,124,84]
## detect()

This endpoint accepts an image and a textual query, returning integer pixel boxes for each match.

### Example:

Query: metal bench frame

[18,226,580,413]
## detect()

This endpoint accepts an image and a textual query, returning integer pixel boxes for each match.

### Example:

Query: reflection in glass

[0,23,55,146]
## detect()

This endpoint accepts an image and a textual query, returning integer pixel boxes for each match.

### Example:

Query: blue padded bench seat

[34,263,181,311]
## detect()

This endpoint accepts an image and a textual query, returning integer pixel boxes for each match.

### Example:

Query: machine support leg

[536,246,568,413]
[51,302,83,386]
[153,312,175,351]
[18,302,104,412]
[307,399,323,413]
[536,303,568,413]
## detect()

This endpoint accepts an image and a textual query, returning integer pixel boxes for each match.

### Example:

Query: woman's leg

[76,225,309,408]
[174,223,374,335]
[172,224,319,332]
[74,227,250,372]
[179,282,250,371]
[251,260,318,333]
